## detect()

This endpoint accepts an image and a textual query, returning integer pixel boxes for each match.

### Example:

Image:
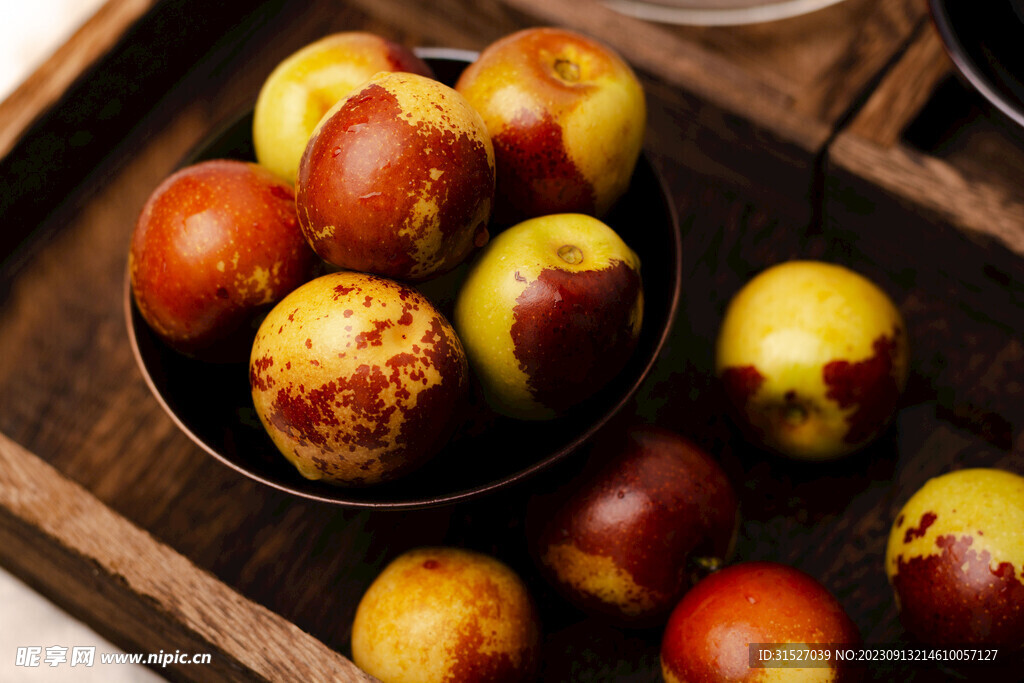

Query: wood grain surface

[0,0,1021,681]
[0,432,375,682]
[830,133,1024,257]
[846,21,951,148]
[502,0,925,149]
[831,19,1024,258]
[499,0,927,228]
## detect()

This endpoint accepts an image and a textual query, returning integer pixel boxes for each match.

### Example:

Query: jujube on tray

[351,547,541,682]
[886,468,1024,648]
[531,424,738,626]
[716,260,908,460]
[660,562,862,683]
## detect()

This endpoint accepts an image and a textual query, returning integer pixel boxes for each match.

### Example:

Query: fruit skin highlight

[249,271,468,486]
[456,27,646,223]
[351,547,541,683]
[252,32,433,184]
[296,71,494,282]
[886,468,1024,648]
[532,424,738,626]
[129,159,318,360]
[660,562,861,683]
[715,260,908,460]
[454,213,643,420]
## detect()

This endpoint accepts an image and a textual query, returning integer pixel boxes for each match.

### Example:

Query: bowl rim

[928,0,1024,130]
[124,51,684,510]
[602,0,848,27]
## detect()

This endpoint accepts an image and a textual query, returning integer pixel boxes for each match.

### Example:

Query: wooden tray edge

[843,20,952,149]
[0,0,157,161]
[0,431,374,682]
[829,21,1024,258]
[829,133,1024,258]
[497,0,831,154]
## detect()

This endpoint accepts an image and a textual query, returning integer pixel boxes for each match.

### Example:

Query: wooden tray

[1,0,1021,680]
[504,0,929,225]
[828,16,1024,257]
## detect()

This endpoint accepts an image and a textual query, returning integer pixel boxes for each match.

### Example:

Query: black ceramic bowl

[125,48,682,509]
[929,0,1024,128]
